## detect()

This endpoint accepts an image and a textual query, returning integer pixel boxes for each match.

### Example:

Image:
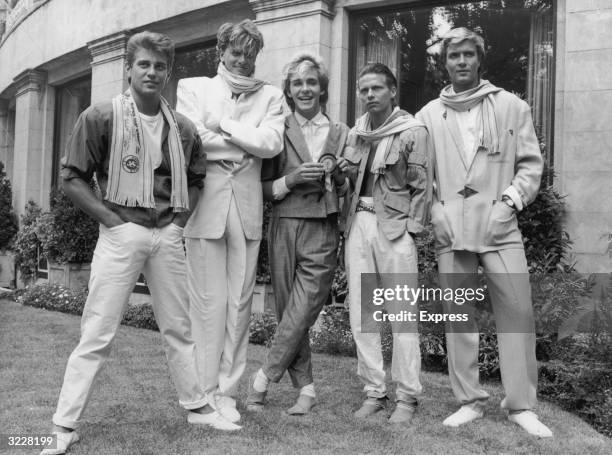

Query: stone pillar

[0,99,13,183]
[555,0,612,272]
[250,0,337,113]
[11,69,47,218]
[88,31,130,104]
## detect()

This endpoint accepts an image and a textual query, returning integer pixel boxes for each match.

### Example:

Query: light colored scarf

[354,107,424,174]
[439,80,502,156]
[106,91,189,211]
[217,62,266,95]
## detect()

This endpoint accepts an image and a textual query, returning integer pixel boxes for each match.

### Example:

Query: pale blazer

[176,75,285,240]
[416,89,543,254]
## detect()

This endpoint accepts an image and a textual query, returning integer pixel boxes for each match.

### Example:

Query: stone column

[0,99,13,183]
[250,0,337,113]
[88,31,130,104]
[11,69,47,217]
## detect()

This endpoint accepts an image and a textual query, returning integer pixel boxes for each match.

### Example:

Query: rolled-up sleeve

[60,105,107,183]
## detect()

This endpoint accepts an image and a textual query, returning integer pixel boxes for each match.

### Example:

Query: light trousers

[186,194,260,400]
[438,249,537,411]
[53,222,207,429]
[346,211,422,402]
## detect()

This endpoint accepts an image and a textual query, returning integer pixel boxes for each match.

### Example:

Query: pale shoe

[508,411,553,438]
[40,431,79,455]
[354,396,388,418]
[216,395,241,423]
[187,410,242,431]
[442,404,484,427]
[286,394,316,415]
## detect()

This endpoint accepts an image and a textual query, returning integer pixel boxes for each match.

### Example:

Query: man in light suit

[416,27,552,437]
[176,19,284,425]
[248,53,349,415]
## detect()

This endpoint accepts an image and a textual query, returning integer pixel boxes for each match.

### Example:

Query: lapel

[443,108,469,172]
[285,114,312,163]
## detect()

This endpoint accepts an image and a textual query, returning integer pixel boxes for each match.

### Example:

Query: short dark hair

[441,27,486,74]
[282,53,329,112]
[216,19,264,60]
[357,63,397,91]
[126,31,175,71]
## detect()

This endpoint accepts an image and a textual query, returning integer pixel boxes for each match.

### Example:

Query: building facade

[0,0,610,272]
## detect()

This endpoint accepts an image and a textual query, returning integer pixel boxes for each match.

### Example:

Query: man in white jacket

[176,19,284,426]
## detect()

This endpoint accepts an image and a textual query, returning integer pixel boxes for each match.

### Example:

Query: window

[349,0,554,159]
[52,76,92,188]
[163,41,218,108]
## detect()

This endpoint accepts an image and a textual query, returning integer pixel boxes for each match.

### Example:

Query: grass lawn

[0,298,610,455]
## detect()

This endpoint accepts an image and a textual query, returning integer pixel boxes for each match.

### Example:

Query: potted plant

[36,189,98,290]
[0,161,18,288]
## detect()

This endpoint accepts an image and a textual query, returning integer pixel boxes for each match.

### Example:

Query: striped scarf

[439,80,502,156]
[217,62,266,95]
[106,91,189,211]
[355,107,424,175]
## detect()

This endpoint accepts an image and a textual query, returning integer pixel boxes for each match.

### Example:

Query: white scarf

[217,62,266,95]
[106,91,189,211]
[354,107,424,174]
[439,80,502,156]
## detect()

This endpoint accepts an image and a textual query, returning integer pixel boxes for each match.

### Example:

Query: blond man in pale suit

[416,27,552,437]
[176,19,284,426]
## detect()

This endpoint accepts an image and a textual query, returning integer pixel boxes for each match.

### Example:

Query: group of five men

[42,19,552,455]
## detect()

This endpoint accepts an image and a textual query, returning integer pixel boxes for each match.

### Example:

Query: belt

[356,199,375,214]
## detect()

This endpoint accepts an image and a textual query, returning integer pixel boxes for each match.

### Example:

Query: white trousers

[53,222,207,429]
[186,195,260,400]
[346,211,422,402]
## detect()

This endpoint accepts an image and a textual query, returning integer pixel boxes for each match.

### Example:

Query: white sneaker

[216,395,241,423]
[40,431,79,455]
[187,410,242,431]
[443,404,484,427]
[508,411,553,438]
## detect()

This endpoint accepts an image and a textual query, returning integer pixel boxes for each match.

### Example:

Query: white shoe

[40,431,79,455]
[216,395,241,423]
[443,404,484,427]
[508,411,553,438]
[187,410,242,431]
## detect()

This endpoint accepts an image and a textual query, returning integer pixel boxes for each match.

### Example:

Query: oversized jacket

[416,89,543,254]
[261,114,349,218]
[342,116,432,240]
[176,75,284,240]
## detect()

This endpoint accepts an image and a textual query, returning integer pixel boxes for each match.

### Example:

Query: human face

[287,66,323,119]
[126,47,169,101]
[445,40,480,92]
[220,44,257,77]
[357,73,396,121]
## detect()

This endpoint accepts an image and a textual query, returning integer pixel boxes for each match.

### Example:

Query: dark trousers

[262,216,338,388]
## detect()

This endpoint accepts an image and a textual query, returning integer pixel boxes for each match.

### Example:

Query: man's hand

[285,162,325,189]
[204,114,221,133]
[334,157,349,185]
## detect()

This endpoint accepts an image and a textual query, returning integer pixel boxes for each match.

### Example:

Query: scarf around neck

[106,90,189,211]
[439,80,502,156]
[217,62,266,95]
[354,107,424,174]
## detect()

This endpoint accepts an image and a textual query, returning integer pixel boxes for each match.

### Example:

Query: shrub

[36,189,98,264]
[249,311,277,346]
[13,201,43,284]
[0,161,18,250]
[256,202,273,284]
[310,306,356,357]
